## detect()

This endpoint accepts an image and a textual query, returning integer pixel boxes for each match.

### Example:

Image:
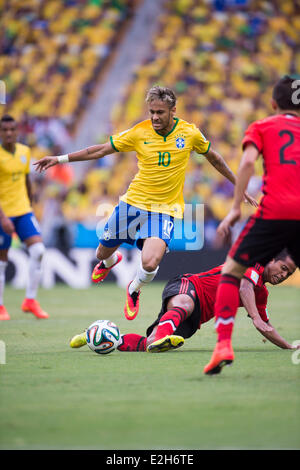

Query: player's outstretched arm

[205,147,258,207]
[34,141,114,173]
[205,147,236,184]
[239,278,298,349]
[239,279,273,333]
[232,144,258,208]
[217,144,259,237]
[258,321,300,350]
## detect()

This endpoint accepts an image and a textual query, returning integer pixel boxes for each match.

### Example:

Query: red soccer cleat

[203,339,234,375]
[21,298,49,319]
[91,252,122,284]
[0,305,10,321]
[124,282,140,321]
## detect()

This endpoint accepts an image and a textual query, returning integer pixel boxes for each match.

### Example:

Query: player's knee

[168,295,194,316]
[222,256,245,279]
[181,301,193,315]
[28,242,45,262]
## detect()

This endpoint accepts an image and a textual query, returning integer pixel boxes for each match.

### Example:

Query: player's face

[265,256,296,285]
[0,121,18,146]
[148,99,176,135]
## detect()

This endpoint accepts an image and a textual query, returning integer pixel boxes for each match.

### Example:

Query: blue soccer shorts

[98,201,175,250]
[0,212,41,250]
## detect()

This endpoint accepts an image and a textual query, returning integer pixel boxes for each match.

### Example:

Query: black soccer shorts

[229,216,300,268]
[146,275,202,339]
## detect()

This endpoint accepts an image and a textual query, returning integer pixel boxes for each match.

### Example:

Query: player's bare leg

[92,243,122,283]
[124,237,166,320]
[21,235,49,319]
[204,257,246,375]
[147,293,194,352]
[0,249,10,320]
[221,256,247,278]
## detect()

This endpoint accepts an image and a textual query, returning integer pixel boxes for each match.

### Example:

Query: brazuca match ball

[86,320,121,355]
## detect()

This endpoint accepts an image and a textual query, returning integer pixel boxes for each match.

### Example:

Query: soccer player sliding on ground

[70,250,299,353]
[34,86,256,322]
[204,75,300,375]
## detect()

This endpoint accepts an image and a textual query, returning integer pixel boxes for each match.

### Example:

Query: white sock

[103,252,119,268]
[0,260,7,306]
[26,243,45,299]
[129,263,159,294]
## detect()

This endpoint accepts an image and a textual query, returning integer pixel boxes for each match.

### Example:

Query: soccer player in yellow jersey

[35,86,256,321]
[0,115,48,320]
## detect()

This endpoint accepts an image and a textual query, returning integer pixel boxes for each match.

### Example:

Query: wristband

[57,154,69,164]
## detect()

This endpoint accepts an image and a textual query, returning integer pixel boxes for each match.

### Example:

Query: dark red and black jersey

[242,263,269,322]
[242,113,300,220]
[184,264,269,326]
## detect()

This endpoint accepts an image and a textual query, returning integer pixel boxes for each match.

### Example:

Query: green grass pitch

[0,283,299,450]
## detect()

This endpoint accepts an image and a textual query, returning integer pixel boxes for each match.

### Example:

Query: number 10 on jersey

[158,151,171,167]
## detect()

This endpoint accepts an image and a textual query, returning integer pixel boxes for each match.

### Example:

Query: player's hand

[244,191,258,208]
[290,343,300,350]
[217,207,241,238]
[252,317,273,333]
[33,156,59,173]
[0,216,15,235]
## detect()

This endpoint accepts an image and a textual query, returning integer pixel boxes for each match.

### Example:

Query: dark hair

[272,75,300,111]
[274,248,292,262]
[0,114,16,126]
[146,86,177,109]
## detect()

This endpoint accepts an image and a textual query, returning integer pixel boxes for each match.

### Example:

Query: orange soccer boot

[124,282,140,321]
[22,298,49,319]
[0,305,10,321]
[203,339,234,375]
[91,252,122,283]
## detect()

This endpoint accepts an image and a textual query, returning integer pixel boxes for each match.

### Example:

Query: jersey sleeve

[110,127,137,153]
[243,266,262,287]
[243,266,269,322]
[255,285,270,323]
[192,126,211,155]
[242,121,263,152]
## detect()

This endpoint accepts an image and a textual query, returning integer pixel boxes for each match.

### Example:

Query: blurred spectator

[0,0,137,152]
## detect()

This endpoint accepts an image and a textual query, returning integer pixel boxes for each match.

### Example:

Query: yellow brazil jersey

[0,143,32,217]
[110,118,210,218]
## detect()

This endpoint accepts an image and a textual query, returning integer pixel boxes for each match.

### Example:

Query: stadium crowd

[1,0,299,250]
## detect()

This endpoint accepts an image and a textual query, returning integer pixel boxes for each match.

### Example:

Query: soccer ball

[86,320,121,355]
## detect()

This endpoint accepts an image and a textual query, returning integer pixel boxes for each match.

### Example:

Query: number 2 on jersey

[279,130,296,165]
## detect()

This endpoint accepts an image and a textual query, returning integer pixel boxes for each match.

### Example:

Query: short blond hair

[146,86,177,109]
